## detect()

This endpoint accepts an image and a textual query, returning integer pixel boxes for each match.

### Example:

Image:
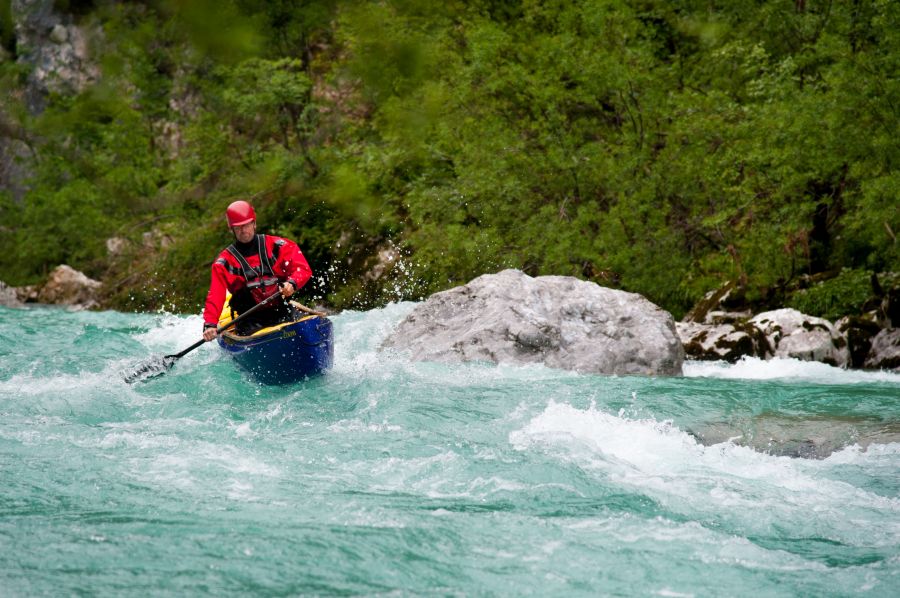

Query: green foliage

[788,269,875,322]
[219,58,312,148]
[0,0,13,55]
[1,0,898,317]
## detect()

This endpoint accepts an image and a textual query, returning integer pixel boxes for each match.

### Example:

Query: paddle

[123,291,283,384]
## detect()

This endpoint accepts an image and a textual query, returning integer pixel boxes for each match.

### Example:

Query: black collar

[232,237,258,257]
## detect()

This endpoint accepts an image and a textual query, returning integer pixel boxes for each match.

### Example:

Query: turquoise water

[1,304,899,596]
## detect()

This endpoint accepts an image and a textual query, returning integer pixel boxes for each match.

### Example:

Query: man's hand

[281,281,296,299]
[203,327,218,342]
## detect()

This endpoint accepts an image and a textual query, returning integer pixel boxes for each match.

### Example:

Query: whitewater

[1,303,898,596]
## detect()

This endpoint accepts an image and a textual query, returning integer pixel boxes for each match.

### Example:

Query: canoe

[216,299,333,384]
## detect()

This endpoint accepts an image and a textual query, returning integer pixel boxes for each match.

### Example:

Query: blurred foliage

[788,269,875,322]
[0,0,13,55]
[0,0,897,317]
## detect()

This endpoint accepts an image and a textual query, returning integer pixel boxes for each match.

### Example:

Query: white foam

[328,302,578,388]
[824,441,900,463]
[327,419,404,434]
[510,401,900,546]
[684,356,900,384]
[135,442,284,495]
[131,313,224,361]
[333,302,417,357]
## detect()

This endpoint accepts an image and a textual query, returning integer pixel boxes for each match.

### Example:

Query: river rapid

[1,304,898,596]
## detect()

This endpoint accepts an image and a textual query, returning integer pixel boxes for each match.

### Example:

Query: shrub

[787,269,873,321]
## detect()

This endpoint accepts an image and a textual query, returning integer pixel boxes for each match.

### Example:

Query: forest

[0,0,897,319]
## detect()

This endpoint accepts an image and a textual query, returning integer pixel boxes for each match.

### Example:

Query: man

[202,200,312,340]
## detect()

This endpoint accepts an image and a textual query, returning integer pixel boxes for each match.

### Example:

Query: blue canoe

[216,302,334,385]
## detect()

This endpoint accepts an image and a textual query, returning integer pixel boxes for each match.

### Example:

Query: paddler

[202,200,312,340]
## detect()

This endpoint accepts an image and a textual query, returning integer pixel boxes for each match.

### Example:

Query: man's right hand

[203,327,218,342]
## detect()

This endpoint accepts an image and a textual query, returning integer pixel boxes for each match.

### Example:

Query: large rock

[382,269,684,376]
[864,329,900,371]
[37,264,101,308]
[749,308,850,367]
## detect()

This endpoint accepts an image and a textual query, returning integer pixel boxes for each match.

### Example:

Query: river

[1,304,898,596]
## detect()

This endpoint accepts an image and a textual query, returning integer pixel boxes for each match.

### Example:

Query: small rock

[0,281,22,308]
[16,285,40,303]
[364,242,400,282]
[141,229,174,250]
[105,236,128,256]
[49,23,68,44]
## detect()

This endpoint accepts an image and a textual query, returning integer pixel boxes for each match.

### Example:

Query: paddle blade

[123,355,176,384]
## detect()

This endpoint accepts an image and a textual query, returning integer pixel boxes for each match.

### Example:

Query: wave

[684,356,900,385]
[510,400,900,546]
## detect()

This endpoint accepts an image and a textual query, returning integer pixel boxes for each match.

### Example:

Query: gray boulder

[864,328,900,371]
[382,269,684,376]
[749,308,849,367]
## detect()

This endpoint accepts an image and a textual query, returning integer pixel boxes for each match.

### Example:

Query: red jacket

[203,234,312,327]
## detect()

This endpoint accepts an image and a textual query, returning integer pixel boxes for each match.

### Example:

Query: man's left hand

[281,281,295,299]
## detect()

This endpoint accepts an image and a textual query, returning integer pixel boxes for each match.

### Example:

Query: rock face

[382,269,684,376]
[864,329,900,371]
[682,281,752,325]
[2,1,99,200]
[0,133,31,204]
[835,315,883,369]
[37,264,101,308]
[676,321,770,362]
[678,307,854,366]
[678,276,900,369]
[677,282,770,362]
[749,308,850,367]
[12,0,98,113]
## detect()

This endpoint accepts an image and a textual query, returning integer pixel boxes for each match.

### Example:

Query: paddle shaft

[124,289,291,383]
[167,291,283,359]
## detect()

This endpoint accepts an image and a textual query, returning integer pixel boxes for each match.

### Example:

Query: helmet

[225,200,256,227]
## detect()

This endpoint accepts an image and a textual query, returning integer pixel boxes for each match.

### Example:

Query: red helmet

[225,200,256,227]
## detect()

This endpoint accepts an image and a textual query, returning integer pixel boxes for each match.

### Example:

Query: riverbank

[2,2,898,328]
[2,264,897,372]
